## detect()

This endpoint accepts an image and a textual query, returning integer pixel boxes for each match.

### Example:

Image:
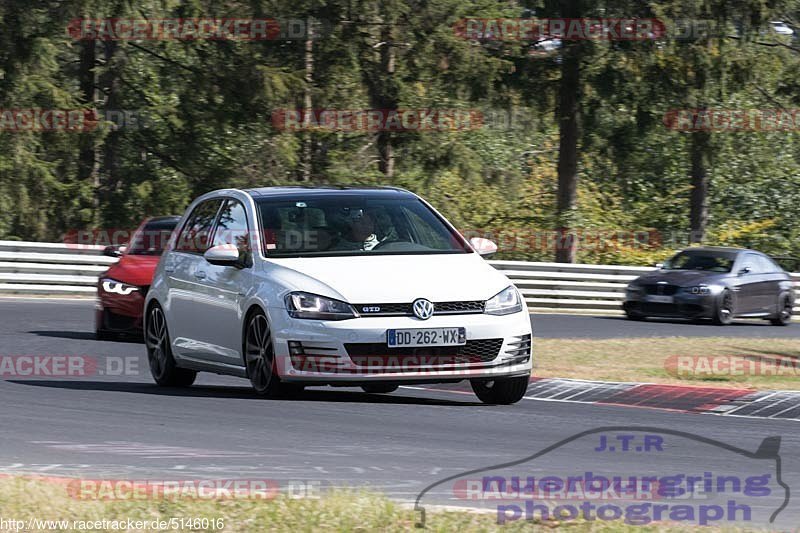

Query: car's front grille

[636,302,705,317]
[640,302,681,315]
[436,301,485,313]
[643,284,679,296]
[353,300,485,317]
[345,338,503,367]
[355,303,410,315]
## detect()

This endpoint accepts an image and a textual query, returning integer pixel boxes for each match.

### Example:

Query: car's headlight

[100,278,138,296]
[485,285,523,315]
[284,292,358,320]
[688,285,711,295]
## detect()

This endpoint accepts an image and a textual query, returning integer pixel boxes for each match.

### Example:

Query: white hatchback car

[144,187,532,404]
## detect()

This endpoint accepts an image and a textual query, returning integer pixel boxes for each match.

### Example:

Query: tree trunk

[77,39,98,221]
[99,41,121,220]
[689,129,710,243]
[377,23,395,178]
[554,3,581,263]
[301,21,314,182]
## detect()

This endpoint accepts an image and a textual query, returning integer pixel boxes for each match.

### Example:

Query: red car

[95,216,180,339]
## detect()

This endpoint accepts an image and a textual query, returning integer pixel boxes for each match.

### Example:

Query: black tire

[471,376,530,405]
[244,311,296,397]
[95,309,114,340]
[361,384,399,394]
[711,289,735,326]
[625,310,646,321]
[145,304,197,387]
[770,294,793,326]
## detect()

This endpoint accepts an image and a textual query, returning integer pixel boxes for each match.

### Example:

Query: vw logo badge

[412,298,434,320]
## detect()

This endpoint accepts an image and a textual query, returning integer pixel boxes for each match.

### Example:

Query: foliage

[2,0,800,265]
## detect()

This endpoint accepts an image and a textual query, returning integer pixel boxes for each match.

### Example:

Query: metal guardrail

[0,241,112,296]
[0,241,798,316]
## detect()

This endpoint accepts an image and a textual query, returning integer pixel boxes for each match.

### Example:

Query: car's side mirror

[469,237,498,258]
[204,244,243,267]
[738,266,752,276]
[103,245,123,258]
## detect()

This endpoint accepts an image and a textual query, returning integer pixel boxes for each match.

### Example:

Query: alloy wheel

[780,298,793,322]
[146,306,168,379]
[245,314,276,394]
[720,292,733,319]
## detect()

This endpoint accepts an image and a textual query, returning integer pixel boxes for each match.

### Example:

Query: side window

[742,253,763,274]
[756,254,779,273]
[175,200,222,253]
[767,257,792,272]
[212,200,251,254]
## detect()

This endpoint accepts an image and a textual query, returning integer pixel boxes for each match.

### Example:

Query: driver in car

[334,209,380,251]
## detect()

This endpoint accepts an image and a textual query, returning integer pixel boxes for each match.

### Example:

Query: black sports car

[623,247,795,325]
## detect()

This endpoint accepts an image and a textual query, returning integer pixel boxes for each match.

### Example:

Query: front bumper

[267,308,533,384]
[96,285,146,334]
[623,291,716,319]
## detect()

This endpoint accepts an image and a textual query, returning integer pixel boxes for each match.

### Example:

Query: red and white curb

[525,378,757,413]
[404,378,800,421]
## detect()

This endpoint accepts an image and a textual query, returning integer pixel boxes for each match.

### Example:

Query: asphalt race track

[1,298,799,528]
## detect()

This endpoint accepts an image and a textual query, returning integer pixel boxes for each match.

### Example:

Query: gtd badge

[412,298,434,320]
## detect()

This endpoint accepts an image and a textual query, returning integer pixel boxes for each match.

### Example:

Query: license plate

[646,295,674,304]
[387,327,466,348]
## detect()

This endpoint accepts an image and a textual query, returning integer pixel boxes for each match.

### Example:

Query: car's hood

[265,253,510,303]
[635,269,729,287]
[104,254,161,286]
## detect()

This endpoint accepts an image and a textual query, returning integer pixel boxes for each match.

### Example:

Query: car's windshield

[662,251,736,272]
[126,219,178,256]
[256,195,470,257]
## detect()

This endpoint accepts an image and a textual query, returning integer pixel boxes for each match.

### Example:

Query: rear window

[175,200,223,254]
[127,219,179,256]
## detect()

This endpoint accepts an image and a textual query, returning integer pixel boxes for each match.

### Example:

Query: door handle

[194,271,207,280]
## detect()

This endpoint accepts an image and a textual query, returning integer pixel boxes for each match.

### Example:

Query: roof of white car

[244,185,414,198]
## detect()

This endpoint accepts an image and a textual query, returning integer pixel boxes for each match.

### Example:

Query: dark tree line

[2,0,800,265]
